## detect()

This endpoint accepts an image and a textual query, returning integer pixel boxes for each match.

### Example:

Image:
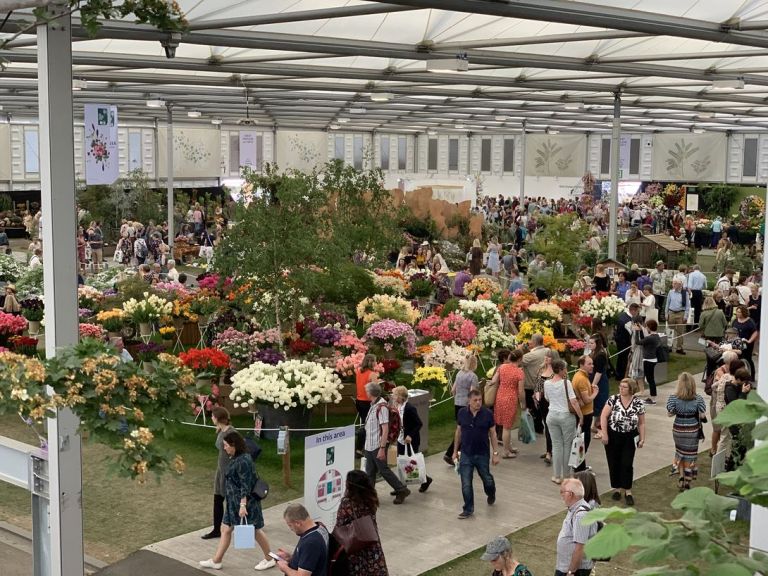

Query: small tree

[583,391,768,576]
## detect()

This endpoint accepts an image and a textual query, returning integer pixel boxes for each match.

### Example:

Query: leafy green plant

[0,193,13,212]
[530,214,590,278]
[400,212,441,241]
[698,186,738,219]
[583,391,768,576]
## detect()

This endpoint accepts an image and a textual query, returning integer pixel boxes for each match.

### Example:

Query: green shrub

[304,263,376,311]
[440,297,460,317]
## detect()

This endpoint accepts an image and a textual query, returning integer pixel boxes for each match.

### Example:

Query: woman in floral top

[599,378,646,506]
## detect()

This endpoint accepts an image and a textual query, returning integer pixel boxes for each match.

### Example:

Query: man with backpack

[555,478,598,576]
[363,381,410,504]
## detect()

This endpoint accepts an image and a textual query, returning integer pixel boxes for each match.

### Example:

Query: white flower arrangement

[527,301,563,322]
[579,294,626,324]
[457,299,502,328]
[422,340,473,370]
[230,359,343,410]
[371,272,408,295]
[122,292,173,322]
[475,326,516,351]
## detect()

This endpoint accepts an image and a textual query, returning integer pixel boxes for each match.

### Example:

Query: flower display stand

[27,321,41,336]
[257,403,312,440]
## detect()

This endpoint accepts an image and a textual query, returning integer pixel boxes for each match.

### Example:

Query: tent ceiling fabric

[3,0,768,132]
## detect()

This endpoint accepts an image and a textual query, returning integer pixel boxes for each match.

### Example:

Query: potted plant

[21,298,44,335]
[179,347,231,390]
[230,358,342,439]
[122,292,173,337]
[78,323,106,342]
[412,366,449,394]
[9,335,38,357]
[0,311,28,346]
[363,319,417,358]
[96,308,126,338]
[189,291,221,327]
[406,272,434,302]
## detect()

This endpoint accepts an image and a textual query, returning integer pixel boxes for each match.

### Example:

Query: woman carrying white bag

[392,386,433,493]
[543,360,584,485]
[199,430,277,571]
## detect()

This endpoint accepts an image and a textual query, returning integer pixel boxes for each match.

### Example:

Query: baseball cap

[656,260,664,266]
[480,536,511,561]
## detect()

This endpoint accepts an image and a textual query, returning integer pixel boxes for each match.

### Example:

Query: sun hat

[480,536,511,561]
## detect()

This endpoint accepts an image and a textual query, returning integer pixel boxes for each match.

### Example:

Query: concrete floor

[146,374,703,576]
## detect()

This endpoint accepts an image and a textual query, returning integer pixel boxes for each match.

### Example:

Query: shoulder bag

[252,476,270,501]
[332,514,380,554]
[562,379,576,414]
[483,377,498,407]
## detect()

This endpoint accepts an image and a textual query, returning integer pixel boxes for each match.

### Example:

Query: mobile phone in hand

[269,552,282,561]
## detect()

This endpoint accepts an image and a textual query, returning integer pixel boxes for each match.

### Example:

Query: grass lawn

[0,350,704,563]
[420,451,749,576]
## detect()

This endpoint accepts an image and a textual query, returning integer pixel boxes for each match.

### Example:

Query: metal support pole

[37,3,84,576]
[519,120,527,203]
[751,179,768,556]
[166,102,174,251]
[608,92,621,260]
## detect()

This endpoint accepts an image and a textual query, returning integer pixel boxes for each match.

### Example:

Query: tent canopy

[3,0,768,133]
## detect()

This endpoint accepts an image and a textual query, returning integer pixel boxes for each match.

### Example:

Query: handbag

[483,378,499,407]
[568,426,586,468]
[233,517,256,549]
[332,514,379,554]
[252,476,269,501]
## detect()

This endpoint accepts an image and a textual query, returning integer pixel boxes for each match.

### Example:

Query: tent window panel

[353,135,363,169]
[334,135,345,161]
[600,138,611,174]
[25,128,39,174]
[630,138,641,175]
[128,132,143,171]
[427,138,438,171]
[503,139,514,173]
[229,133,239,173]
[380,135,390,170]
[398,136,407,170]
[744,138,758,178]
[448,138,459,171]
[480,139,492,172]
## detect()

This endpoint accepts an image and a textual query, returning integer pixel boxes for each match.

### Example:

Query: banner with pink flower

[84,103,119,185]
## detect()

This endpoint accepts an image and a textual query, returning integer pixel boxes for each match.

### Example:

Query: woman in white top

[624,282,642,307]
[543,359,584,485]
[641,285,657,322]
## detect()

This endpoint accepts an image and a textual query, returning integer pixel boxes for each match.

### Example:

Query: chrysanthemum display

[356,294,420,325]
[420,340,473,370]
[527,301,563,323]
[230,359,343,410]
[579,294,626,325]
[457,299,502,328]
[463,277,502,300]
[515,319,554,345]
[475,326,516,351]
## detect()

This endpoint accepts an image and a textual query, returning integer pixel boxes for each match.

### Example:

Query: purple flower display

[78,308,93,319]
[310,326,342,347]
[363,319,417,355]
[254,348,285,365]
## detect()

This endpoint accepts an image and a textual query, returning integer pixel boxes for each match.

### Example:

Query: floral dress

[222,453,264,530]
[494,363,524,428]
[335,497,388,575]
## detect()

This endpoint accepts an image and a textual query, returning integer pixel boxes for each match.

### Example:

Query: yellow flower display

[515,319,554,345]
[412,366,449,391]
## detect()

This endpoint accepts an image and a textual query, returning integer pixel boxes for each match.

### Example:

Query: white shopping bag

[233,518,255,549]
[396,444,427,485]
[568,427,586,469]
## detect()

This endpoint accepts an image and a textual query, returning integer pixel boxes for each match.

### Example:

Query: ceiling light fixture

[563,102,584,110]
[691,126,705,134]
[349,107,367,114]
[494,115,508,121]
[427,130,437,136]
[455,123,465,129]
[72,79,87,91]
[337,117,349,123]
[187,110,202,118]
[210,118,223,125]
[146,99,165,108]
[710,78,744,89]
[370,93,393,102]
[329,124,340,130]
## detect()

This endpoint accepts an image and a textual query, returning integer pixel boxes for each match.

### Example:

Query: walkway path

[146,374,702,576]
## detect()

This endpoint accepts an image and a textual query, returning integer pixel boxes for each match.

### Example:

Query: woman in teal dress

[199,430,276,571]
[481,536,533,576]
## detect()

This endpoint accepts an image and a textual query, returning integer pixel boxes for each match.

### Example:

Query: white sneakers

[254,558,277,571]
[199,559,222,570]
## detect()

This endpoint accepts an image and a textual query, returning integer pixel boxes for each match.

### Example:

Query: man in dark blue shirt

[452,389,500,519]
[277,504,328,576]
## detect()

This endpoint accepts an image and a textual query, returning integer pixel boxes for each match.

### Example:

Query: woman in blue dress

[666,372,707,491]
[199,430,276,571]
[487,237,501,277]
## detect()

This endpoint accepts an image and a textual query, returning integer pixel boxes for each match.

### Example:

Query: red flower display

[179,347,230,374]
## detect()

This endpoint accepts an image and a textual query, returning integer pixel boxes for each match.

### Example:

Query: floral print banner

[158,127,220,178]
[84,103,119,185]
[524,134,586,177]
[651,133,726,182]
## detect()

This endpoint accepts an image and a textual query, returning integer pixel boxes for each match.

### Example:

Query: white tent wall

[276,129,328,171]
[0,124,10,184]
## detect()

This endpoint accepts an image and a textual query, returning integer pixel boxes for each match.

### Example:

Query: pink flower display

[363,320,417,356]
[335,352,384,378]
[0,311,28,336]
[334,330,368,355]
[417,313,477,346]
[79,323,106,340]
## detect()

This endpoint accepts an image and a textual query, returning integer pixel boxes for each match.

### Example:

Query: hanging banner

[157,127,220,177]
[303,425,355,529]
[651,133,726,182]
[239,130,258,169]
[525,134,586,177]
[618,135,631,178]
[84,103,119,185]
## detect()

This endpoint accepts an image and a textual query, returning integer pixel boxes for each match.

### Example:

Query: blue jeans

[459,452,495,515]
